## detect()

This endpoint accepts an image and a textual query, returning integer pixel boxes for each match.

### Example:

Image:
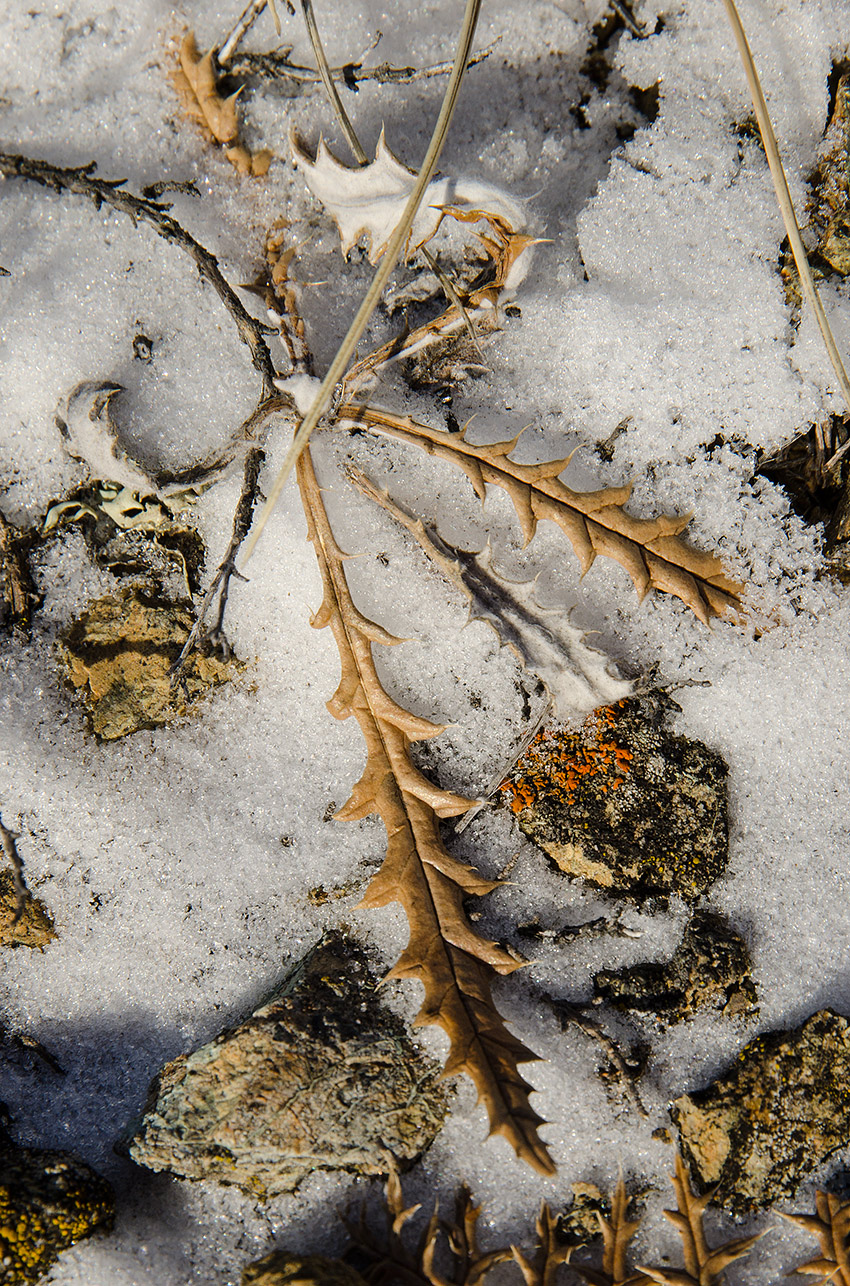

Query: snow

[1,0,850,1281]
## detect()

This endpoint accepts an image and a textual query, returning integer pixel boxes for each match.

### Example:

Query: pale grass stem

[722,0,850,412]
[241,0,483,564]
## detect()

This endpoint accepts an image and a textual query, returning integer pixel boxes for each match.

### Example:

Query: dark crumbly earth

[498,692,728,902]
[593,909,758,1023]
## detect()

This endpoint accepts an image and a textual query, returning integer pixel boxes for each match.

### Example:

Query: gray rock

[593,910,757,1023]
[498,693,729,903]
[672,1009,850,1214]
[127,934,450,1197]
[0,1129,114,1285]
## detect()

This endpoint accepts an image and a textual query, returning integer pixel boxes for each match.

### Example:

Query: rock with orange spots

[0,1128,114,1284]
[672,1010,850,1215]
[498,693,728,903]
[593,910,757,1023]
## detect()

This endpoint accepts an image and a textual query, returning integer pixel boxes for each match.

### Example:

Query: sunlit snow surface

[1,0,850,1281]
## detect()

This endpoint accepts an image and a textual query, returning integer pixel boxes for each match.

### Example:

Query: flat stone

[593,910,757,1023]
[0,871,55,949]
[241,1253,369,1286]
[58,587,236,740]
[498,693,728,903]
[672,1009,850,1214]
[0,1131,113,1284]
[126,934,450,1197]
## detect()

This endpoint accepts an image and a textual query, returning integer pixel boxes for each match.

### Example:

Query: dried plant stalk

[296,444,554,1175]
[338,408,743,624]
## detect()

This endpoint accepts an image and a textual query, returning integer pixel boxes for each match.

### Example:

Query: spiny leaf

[637,1154,761,1286]
[338,406,743,625]
[348,466,634,719]
[784,1191,850,1285]
[296,444,555,1176]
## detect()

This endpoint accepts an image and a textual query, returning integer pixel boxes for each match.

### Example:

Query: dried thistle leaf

[575,1178,648,1286]
[637,1155,761,1286]
[512,1205,573,1286]
[348,467,633,719]
[173,32,272,176]
[297,445,554,1175]
[291,130,528,268]
[784,1191,850,1286]
[339,408,743,624]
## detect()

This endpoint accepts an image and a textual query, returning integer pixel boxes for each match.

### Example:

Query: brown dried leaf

[173,32,271,177]
[637,1154,761,1286]
[574,1178,648,1286]
[296,445,554,1176]
[784,1191,850,1286]
[338,407,743,625]
[512,1205,573,1286]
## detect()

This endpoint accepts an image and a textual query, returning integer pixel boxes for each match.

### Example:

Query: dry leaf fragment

[575,1179,648,1286]
[637,1154,762,1286]
[512,1205,574,1286]
[173,31,272,176]
[785,1191,850,1286]
[348,467,633,719]
[291,130,528,268]
[339,407,743,624]
[174,32,240,144]
[297,445,554,1175]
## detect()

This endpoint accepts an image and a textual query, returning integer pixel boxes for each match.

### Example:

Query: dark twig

[0,153,277,397]
[171,447,266,681]
[230,40,498,88]
[544,993,649,1118]
[0,813,26,924]
[217,0,295,67]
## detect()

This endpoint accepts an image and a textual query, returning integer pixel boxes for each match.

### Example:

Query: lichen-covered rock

[0,1132,113,1284]
[593,910,757,1023]
[498,694,728,903]
[241,1252,369,1286]
[57,587,236,739]
[672,1009,850,1214]
[127,934,450,1197]
[0,872,55,949]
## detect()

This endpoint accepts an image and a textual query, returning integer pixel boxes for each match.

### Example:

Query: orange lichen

[499,701,634,816]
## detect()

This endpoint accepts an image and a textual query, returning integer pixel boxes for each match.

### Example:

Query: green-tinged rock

[126,933,450,1197]
[672,1009,850,1214]
[0,872,55,950]
[241,1252,369,1286]
[0,1133,113,1284]
[57,587,236,739]
[594,910,757,1023]
[499,693,728,903]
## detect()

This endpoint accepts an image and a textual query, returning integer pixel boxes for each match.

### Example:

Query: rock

[593,910,757,1023]
[241,1252,369,1286]
[671,1009,850,1214]
[0,1130,113,1284]
[556,1183,607,1247]
[126,934,450,1197]
[0,872,55,950]
[58,587,236,739]
[498,694,728,903]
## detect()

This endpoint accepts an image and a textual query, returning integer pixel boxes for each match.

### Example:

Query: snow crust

[1,0,850,1281]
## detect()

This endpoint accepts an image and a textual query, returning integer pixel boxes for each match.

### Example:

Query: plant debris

[498,693,729,903]
[173,31,272,176]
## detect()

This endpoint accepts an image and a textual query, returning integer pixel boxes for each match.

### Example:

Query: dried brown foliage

[575,1179,647,1286]
[297,444,554,1174]
[785,1191,850,1286]
[173,31,272,176]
